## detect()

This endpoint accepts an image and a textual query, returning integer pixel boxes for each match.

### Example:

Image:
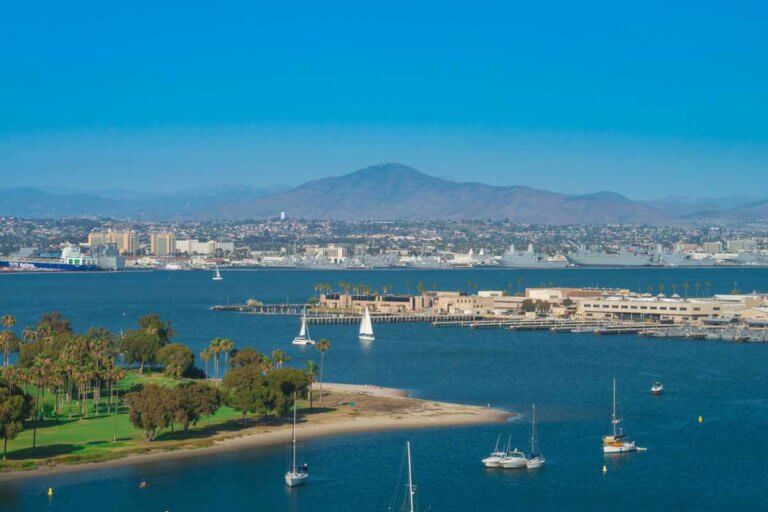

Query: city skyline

[2,2,767,198]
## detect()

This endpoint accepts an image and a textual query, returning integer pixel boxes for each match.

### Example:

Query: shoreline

[0,383,512,482]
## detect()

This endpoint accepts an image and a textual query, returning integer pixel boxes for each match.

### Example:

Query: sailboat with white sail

[212,264,223,281]
[526,403,545,469]
[603,378,637,454]
[292,310,315,345]
[359,306,375,341]
[284,393,308,487]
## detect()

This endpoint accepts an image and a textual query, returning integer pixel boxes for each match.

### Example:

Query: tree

[316,339,331,405]
[218,338,234,377]
[125,384,175,441]
[229,348,264,369]
[0,379,34,459]
[0,332,19,369]
[199,348,211,378]
[172,382,221,431]
[157,343,195,379]
[1,315,17,367]
[264,368,310,416]
[138,313,174,343]
[521,299,537,313]
[120,330,163,373]
[221,364,266,423]
[305,361,319,409]
[271,349,290,369]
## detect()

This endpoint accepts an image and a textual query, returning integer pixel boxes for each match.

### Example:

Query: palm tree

[208,338,222,382]
[682,282,690,299]
[694,281,701,298]
[316,339,331,405]
[200,348,211,379]
[271,349,289,369]
[305,360,319,408]
[218,338,234,377]
[704,281,712,297]
[260,355,274,373]
[1,314,16,367]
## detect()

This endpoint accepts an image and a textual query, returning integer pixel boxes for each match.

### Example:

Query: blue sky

[1,1,766,198]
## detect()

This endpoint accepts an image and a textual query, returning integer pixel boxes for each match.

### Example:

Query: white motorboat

[603,378,637,454]
[499,448,527,469]
[358,306,375,341]
[651,381,664,395]
[212,264,223,281]
[292,311,315,345]
[526,403,545,469]
[284,394,308,487]
[482,434,506,468]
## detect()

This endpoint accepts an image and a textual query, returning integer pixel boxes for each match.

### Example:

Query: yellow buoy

[47,487,54,497]
[602,465,608,474]
[698,415,703,424]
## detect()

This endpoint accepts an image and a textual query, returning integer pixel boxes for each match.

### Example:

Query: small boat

[651,381,664,395]
[292,311,315,345]
[482,434,506,468]
[499,447,527,469]
[603,378,637,454]
[285,394,309,487]
[358,306,375,341]
[526,403,545,469]
[212,264,223,281]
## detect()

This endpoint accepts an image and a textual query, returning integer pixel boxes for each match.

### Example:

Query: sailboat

[359,306,375,341]
[390,442,419,512]
[603,378,637,454]
[285,393,308,486]
[212,264,223,281]
[481,434,507,468]
[292,310,315,345]
[526,403,545,469]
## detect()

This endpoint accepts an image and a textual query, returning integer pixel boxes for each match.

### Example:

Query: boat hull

[500,457,527,469]
[358,334,375,341]
[292,337,315,345]
[482,456,503,468]
[603,442,636,454]
[526,457,545,469]
[284,471,308,487]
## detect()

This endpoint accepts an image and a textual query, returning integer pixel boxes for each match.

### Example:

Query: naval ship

[566,246,660,267]
[0,244,124,272]
[499,244,568,268]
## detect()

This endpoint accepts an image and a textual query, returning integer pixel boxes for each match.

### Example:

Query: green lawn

[1,372,251,471]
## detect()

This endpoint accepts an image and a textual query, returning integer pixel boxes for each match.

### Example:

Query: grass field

[1,372,261,472]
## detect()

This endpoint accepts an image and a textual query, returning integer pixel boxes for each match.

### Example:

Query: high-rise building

[87,230,138,255]
[702,241,723,254]
[150,232,176,257]
[726,239,757,252]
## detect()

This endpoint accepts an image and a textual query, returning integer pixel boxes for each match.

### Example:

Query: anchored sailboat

[292,310,315,345]
[212,264,223,281]
[359,306,375,341]
[284,393,309,487]
[526,403,545,469]
[603,378,637,454]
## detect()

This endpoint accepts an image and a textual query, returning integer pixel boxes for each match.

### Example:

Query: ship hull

[0,260,100,272]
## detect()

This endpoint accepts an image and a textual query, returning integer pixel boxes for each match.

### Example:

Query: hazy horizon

[2,2,767,199]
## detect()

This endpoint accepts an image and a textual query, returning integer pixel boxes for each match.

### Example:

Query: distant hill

[1,163,765,223]
[221,163,671,224]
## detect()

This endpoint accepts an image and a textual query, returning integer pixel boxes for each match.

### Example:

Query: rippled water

[1,268,768,511]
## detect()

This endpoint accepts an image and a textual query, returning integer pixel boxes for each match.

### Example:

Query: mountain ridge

[1,163,765,223]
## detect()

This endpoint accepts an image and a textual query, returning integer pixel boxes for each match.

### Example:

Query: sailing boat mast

[612,378,619,437]
[531,403,536,455]
[291,393,297,473]
[406,441,415,512]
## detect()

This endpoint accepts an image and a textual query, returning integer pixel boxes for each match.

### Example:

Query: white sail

[299,315,307,337]
[359,307,374,338]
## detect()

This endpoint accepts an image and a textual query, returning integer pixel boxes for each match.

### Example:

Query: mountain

[1,163,764,223]
[221,163,670,224]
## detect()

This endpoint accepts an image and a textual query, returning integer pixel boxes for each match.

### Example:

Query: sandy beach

[0,383,512,481]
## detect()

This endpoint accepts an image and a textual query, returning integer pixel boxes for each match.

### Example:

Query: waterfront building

[304,244,349,263]
[702,241,723,254]
[318,293,431,314]
[575,292,767,324]
[176,239,217,255]
[726,239,757,252]
[87,229,138,255]
[150,232,176,257]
